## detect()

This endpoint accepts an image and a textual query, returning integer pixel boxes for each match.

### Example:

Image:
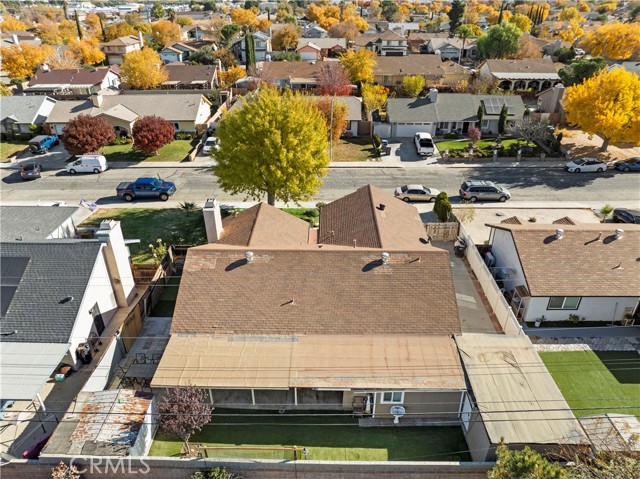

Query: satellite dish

[434,49,441,55]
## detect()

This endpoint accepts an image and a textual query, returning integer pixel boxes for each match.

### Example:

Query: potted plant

[534,315,546,328]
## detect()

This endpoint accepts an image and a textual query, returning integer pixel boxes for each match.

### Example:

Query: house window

[438,122,449,129]
[547,297,581,310]
[481,120,489,129]
[381,391,404,404]
[173,123,180,131]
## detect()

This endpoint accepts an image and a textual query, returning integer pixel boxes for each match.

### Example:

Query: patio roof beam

[251,389,255,406]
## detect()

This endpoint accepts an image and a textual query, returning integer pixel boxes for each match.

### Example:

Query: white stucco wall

[81,334,126,391]
[66,247,118,364]
[525,296,639,323]
[130,399,159,456]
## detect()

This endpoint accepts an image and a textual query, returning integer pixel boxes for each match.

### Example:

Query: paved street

[1,161,639,207]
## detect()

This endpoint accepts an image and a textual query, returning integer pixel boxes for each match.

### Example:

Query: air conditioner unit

[484,252,496,268]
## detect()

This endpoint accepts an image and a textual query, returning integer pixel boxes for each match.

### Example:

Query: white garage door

[393,123,433,137]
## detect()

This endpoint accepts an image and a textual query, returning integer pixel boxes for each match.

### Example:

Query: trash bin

[76,343,92,364]
[454,245,466,258]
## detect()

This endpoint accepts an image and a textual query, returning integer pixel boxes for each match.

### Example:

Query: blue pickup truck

[28,135,59,154]
[116,177,177,202]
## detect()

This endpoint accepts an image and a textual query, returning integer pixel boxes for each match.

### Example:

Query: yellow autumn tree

[487,9,512,24]
[0,43,49,79]
[577,1,590,12]
[361,83,388,115]
[230,8,257,28]
[83,13,102,35]
[558,7,584,22]
[121,49,168,89]
[581,23,640,61]
[69,38,106,65]
[271,24,298,51]
[564,69,640,151]
[255,19,272,33]
[509,13,532,33]
[151,20,181,47]
[558,19,584,43]
[46,47,80,69]
[105,22,137,41]
[1,15,27,31]
[340,49,376,84]
[218,65,246,87]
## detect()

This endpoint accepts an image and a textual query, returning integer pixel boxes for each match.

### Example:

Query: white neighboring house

[0,216,136,405]
[425,38,478,61]
[486,223,640,324]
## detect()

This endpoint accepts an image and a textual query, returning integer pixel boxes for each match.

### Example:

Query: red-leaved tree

[132,116,175,155]
[61,114,115,154]
[316,63,353,96]
[468,125,481,146]
[158,384,213,450]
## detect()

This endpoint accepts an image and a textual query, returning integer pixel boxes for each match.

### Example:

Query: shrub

[109,137,133,145]
[444,132,459,139]
[175,132,194,140]
[433,192,452,222]
[303,208,320,218]
[372,133,381,149]
[315,202,327,210]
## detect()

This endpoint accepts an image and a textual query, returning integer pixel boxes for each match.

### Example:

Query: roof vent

[555,228,564,240]
[245,251,254,264]
[614,228,624,240]
[59,296,74,304]
[381,252,390,265]
[379,203,386,211]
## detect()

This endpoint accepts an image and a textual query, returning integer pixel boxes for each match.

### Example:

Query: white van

[414,132,434,156]
[66,155,108,174]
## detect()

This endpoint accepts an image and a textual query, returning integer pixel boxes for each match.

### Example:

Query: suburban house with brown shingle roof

[100,33,143,65]
[26,67,120,96]
[152,186,467,422]
[373,55,471,88]
[479,57,562,91]
[486,223,640,324]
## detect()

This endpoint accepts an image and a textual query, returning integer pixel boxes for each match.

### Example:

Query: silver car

[459,180,511,202]
[395,184,441,202]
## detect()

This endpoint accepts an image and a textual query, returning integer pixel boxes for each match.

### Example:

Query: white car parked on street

[564,157,607,173]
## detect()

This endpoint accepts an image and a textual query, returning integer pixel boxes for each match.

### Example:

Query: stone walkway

[532,336,640,352]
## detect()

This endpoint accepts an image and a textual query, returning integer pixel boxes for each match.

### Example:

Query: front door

[90,303,105,335]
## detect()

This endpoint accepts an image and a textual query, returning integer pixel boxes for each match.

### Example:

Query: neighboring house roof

[98,103,138,122]
[407,32,448,42]
[47,93,211,123]
[374,54,448,79]
[27,67,117,89]
[0,96,56,125]
[161,42,199,54]
[319,184,430,249]
[153,334,465,390]
[170,247,460,336]
[377,29,407,41]
[552,216,577,225]
[163,64,216,85]
[608,61,640,76]
[260,60,324,81]
[457,334,588,446]
[217,203,310,247]
[353,33,383,48]
[296,38,347,50]
[500,216,524,225]
[42,389,153,456]
[101,35,141,47]
[386,93,526,123]
[484,57,561,80]
[0,241,103,344]
[429,38,477,50]
[308,95,363,122]
[487,223,640,297]
[0,206,79,241]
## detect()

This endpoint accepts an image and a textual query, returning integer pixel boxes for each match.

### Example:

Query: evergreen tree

[498,104,508,134]
[449,0,465,34]
[477,104,484,128]
[245,32,256,69]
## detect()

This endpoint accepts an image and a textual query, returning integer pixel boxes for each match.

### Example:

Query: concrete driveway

[2,144,72,171]
[386,138,441,165]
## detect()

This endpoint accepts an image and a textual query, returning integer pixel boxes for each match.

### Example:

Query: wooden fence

[425,222,459,241]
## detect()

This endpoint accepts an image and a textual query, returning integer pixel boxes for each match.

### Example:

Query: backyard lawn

[100,139,196,163]
[331,138,379,162]
[80,208,206,264]
[150,409,470,461]
[0,141,28,162]
[539,350,640,417]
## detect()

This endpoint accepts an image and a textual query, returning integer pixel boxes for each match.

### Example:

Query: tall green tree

[245,32,256,69]
[213,87,330,205]
[449,0,465,34]
[498,104,508,134]
[559,57,607,86]
[488,443,570,479]
[380,0,398,21]
[455,24,483,63]
[477,22,522,59]
[477,104,484,127]
[151,2,165,20]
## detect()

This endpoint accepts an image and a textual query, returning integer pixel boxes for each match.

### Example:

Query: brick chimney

[96,220,135,307]
[203,198,223,243]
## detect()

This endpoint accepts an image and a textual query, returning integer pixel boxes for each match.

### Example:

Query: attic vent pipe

[555,228,564,240]
[381,252,390,265]
[245,251,254,264]
[614,228,624,240]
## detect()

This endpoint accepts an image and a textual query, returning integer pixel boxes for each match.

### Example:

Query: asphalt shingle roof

[488,224,640,297]
[27,67,115,88]
[0,206,79,242]
[0,96,56,125]
[0,241,102,344]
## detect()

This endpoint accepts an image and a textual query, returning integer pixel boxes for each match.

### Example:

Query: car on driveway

[564,157,607,173]
[28,135,59,154]
[20,162,42,180]
[612,208,640,224]
[459,180,511,202]
[394,184,440,202]
[202,136,220,155]
[613,157,640,172]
